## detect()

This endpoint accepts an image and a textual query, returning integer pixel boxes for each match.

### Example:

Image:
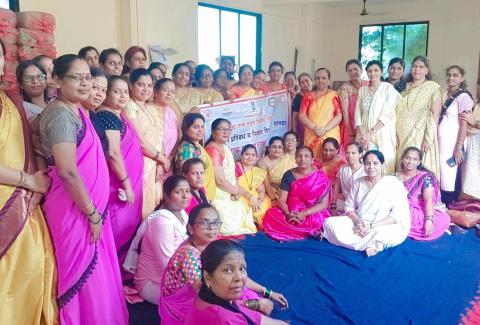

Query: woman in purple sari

[95,75,143,265]
[39,55,128,324]
[262,146,331,241]
[397,147,450,240]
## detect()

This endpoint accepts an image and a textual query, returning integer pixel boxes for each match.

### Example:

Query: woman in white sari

[324,150,410,257]
[355,60,402,174]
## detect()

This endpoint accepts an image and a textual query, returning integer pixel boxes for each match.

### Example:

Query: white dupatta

[123,208,188,274]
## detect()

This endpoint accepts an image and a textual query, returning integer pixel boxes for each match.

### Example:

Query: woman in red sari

[317,137,346,183]
[262,146,331,241]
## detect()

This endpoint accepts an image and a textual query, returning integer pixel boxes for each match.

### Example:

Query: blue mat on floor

[242,231,480,325]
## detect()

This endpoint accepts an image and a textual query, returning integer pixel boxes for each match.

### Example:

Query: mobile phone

[446,156,457,167]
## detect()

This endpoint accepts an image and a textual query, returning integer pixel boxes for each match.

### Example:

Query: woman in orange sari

[0,39,57,325]
[230,64,258,99]
[299,68,342,159]
[316,137,346,183]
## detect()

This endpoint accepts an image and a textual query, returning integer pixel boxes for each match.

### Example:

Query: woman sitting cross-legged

[159,205,288,324]
[262,146,331,241]
[124,175,191,304]
[185,239,289,325]
[236,145,272,228]
[323,150,411,257]
[397,147,450,240]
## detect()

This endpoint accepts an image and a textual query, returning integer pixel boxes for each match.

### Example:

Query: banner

[200,90,290,159]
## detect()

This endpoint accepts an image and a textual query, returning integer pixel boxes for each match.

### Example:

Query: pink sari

[108,116,143,265]
[263,169,331,241]
[43,108,128,324]
[403,170,450,241]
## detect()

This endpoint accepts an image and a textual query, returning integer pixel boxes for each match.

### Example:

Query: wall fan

[360,0,368,16]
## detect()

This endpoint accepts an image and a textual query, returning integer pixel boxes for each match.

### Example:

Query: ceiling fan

[360,0,368,16]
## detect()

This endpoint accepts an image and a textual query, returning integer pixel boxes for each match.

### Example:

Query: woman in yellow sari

[171,63,202,120]
[175,113,216,200]
[299,68,342,159]
[193,64,224,104]
[205,118,256,236]
[0,39,57,324]
[236,145,271,227]
[257,136,297,201]
[125,69,171,218]
[396,56,442,177]
[230,64,258,99]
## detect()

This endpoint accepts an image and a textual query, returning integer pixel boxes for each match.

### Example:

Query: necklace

[240,163,254,191]
[57,98,80,119]
[368,82,380,97]
[314,89,329,113]
[400,171,418,182]
[135,100,157,127]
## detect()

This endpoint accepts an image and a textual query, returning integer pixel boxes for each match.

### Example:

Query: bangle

[426,215,433,221]
[120,175,129,183]
[88,214,102,225]
[245,299,260,311]
[263,288,272,299]
[86,206,97,217]
[81,200,94,215]
[17,170,26,187]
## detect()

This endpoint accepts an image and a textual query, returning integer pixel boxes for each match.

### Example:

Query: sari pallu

[0,91,58,325]
[108,116,144,264]
[264,154,297,198]
[396,81,442,178]
[236,164,272,227]
[230,86,258,99]
[263,169,331,241]
[300,91,342,159]
[43,108,128,324]
[403,171,450,241]
[324,176,410,252]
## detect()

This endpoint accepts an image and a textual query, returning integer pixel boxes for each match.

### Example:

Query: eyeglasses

[215,127,233,133]
[24,74,46,83]
[64,74,93,83]
[194,219,223,229]
[200,74,212,79]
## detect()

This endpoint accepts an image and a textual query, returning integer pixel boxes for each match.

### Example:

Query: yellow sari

[396,81,441,177]
[125,100,165,218]
[266,153,297,198]
[230,86,258,99]
[237,165,272,227]
[172,87,202,120]
[196,88,224,104]
[301,90,341,159]
[0,91,58,324]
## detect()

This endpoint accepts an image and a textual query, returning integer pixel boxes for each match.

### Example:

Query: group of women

[1,38,479,324]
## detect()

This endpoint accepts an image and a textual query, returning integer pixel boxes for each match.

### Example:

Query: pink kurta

[438,92,473,191]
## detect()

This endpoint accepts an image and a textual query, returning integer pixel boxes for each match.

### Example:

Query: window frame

[9,0,19,11]
[198,2,262,69]
[357,21,429,65]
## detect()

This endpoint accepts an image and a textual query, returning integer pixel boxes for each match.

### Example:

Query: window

[198,3,262,70]
[358,22,429,76]
[0,0,19,10]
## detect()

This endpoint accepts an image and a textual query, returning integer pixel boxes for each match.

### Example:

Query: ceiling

[261,0,420,5]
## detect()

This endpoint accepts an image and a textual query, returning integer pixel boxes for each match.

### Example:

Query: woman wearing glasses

[205,118,256,235]
[159,205,288,324]
[39,54,128,324]
[194,64,224,104]
[16,59,50,120]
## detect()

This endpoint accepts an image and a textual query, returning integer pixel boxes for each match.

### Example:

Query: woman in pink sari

[39,55,128,324]
[262,146,331,241]
[95,76,143,264]
[397,147,450,240]
[185,239,288,325]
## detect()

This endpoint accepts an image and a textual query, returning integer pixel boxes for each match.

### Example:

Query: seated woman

[323,150,410,257]
[182,158,209,214]
[160,205,288,324]
[175,113,216,199]
[124,175,191,304]
[95,76,144,263]
[331,142,365,214]
[205,118,256,236]
[316,137,346,183]
[257,136,297,201]
[236,145,272,228]
[185,239,288,325]
[230,64,257,99]
[262,146,331,241]
[397,147,450,240]
[16,60,50,120]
